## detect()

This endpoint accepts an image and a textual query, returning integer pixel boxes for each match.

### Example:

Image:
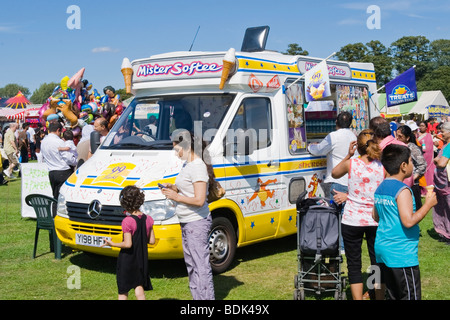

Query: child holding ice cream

[373,144,437,300]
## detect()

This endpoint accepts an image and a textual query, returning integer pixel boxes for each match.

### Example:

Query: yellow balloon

[61,76,70,90]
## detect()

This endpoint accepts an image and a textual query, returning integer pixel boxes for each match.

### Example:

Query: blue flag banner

[385,67,417,107]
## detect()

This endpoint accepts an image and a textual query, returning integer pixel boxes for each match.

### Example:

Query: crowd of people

[310,113,450,300]
[0,116,110,199]
[1,111,449,300]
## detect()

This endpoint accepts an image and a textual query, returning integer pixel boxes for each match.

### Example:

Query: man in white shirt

[41,122,73,199]
[27,123,37,160]
[308,111,356,199]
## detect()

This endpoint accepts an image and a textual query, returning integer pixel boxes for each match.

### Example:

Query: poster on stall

[285,83,306,153]
[21,163,53,218]
[336,84,369,135]
[304,60,331,102]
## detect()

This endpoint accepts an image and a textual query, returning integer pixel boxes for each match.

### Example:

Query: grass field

[0,177,449,300]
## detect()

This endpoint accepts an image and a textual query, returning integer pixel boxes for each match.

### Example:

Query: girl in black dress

[103,186,155,300]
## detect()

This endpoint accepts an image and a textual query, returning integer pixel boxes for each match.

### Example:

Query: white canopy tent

[408,91,449,116]
[377,90,449,119]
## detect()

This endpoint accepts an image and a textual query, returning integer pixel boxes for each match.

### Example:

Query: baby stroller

[293,191,347,300]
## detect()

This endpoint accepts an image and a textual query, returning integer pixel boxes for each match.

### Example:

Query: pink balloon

[39,102,50,125]
[68,67,85,110]
[67,67,85,89]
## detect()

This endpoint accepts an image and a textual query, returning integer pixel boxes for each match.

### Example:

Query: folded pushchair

[293,191,347,300]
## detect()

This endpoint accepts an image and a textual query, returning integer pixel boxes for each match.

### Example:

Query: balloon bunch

[38,67,124,137]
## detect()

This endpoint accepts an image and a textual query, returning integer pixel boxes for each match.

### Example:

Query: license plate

[75,233,111,247]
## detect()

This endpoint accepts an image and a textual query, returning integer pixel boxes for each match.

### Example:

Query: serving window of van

[285,81,370,155]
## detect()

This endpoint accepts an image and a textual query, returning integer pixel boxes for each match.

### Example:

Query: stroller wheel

[293,288,305,300]
[334,289,347,300]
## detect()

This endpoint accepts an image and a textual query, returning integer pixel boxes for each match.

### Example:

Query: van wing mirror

[90,131,101,154]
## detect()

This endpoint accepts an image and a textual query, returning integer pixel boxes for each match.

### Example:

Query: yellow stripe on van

[237,57,300,75]
[351,69,376,82]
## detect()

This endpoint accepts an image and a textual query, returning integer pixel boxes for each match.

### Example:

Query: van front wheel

[208,216,237,274]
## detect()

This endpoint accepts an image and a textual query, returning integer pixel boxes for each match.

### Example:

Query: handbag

[207,179,225,203]
[446,159,450,182]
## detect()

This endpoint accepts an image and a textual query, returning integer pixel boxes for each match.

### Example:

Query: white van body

[55,49,378,273]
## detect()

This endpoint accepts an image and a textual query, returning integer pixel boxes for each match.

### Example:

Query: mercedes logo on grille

[87,200,102,219]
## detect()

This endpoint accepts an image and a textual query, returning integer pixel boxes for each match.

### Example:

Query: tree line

[1,35,448,104]
[285,36,450,102]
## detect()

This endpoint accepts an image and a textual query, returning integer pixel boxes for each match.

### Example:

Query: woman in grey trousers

[161,129,215,300]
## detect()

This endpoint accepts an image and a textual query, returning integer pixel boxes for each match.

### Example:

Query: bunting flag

[385,67,417,107]
[304,60,331,102]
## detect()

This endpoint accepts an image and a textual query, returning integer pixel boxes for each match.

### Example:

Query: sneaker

[1,180,8,185]
[4,170,11,178]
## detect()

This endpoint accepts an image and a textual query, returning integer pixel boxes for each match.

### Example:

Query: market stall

[377,90,449,119]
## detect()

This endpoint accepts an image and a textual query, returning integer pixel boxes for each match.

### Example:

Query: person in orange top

[433,123,444,157]
[427,117,438,134]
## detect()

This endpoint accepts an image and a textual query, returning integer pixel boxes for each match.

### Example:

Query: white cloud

[0,24,19,33]
[91,46,119,53]
[405,13,426,19]
[337,19,364,26]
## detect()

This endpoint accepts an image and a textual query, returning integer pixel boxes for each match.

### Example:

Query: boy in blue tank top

[373,144,437,300]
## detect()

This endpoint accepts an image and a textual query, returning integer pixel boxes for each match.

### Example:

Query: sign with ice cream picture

[304,60,331,102]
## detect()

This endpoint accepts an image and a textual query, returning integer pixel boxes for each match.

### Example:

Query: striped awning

[0,108,27,120]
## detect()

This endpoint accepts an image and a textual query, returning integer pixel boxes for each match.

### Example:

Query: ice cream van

[54,27,378,273]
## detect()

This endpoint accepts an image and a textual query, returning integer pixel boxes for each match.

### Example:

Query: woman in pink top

[332,129,385,300]
[417,120,436,194]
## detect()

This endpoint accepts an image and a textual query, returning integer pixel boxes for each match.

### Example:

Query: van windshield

[101,93,235,150]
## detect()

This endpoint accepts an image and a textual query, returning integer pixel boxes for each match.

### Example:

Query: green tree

[390,36,432,81]
[335,42,368,62]
[284,43,309,56]
[335,41,393,88]
[429,39,450,68]
[30,82,59,104]
[364,40,393,88]
[0,84,30,98]
[417,65,450,102]
[115,88,133,102]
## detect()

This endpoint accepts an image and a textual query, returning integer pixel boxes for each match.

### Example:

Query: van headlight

[57,193,68,217]
[141,199,177,221]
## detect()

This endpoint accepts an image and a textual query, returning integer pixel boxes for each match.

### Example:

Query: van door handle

[267,160,279,167]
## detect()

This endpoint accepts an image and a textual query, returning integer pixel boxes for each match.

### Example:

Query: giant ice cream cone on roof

[219,48,236,90]
[121,58,133,94]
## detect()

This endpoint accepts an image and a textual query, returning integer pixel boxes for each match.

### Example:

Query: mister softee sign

[133,55,224,82]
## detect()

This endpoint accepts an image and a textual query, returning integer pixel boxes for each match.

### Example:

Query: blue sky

[0,0,449,96]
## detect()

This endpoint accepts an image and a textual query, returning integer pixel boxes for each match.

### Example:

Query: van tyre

[208,216,237,274]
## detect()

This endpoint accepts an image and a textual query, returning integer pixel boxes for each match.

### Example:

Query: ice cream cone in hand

[219,48,236,90]
[121,58,133,93]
